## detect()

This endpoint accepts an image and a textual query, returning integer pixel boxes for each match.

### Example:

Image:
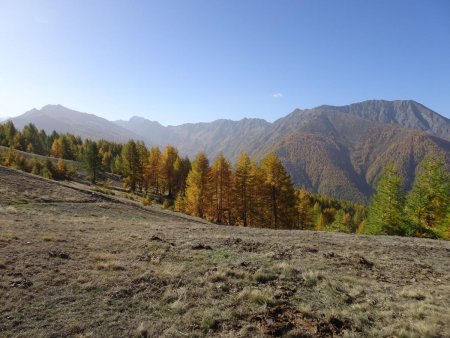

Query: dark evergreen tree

[81,140,103,184]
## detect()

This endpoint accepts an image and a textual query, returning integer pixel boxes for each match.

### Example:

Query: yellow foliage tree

[208,154,232,223]
[185,153,210,218]
[257,153,297,229]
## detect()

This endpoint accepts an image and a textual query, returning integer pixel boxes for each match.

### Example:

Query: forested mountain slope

[8,100,450,202]
[260,111,450,202]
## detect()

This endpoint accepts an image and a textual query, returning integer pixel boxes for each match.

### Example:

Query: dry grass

[302,270,325,287]
[1,165,450,337]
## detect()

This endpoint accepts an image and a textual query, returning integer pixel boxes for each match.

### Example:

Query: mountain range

[8,100,450,202]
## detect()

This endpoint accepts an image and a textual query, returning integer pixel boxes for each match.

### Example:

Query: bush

[162,199,171,209]
[174,194,187,212]
[141,196,152,206]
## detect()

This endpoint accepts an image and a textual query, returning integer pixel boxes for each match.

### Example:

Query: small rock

[48,250,70,259]
[9,279,33,288]
[191,244,212,250]
[358,256,374,269]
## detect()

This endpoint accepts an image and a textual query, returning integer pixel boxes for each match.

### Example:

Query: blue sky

[0,0,449,125]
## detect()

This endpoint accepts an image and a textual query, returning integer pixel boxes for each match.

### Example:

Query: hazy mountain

[10,104,142,143]
[8,100,450,202]
[115,116,167,145]
[115,116,271,159]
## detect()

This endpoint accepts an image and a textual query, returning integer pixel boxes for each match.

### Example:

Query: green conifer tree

[82,140,102,184]
[406,156,450,237]
[366,165,406,235]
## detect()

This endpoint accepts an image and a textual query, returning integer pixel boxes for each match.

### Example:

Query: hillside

[7,100,450,202]
[1,165,449,337]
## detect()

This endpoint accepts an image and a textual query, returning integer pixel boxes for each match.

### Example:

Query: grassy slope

[0,165,449,338]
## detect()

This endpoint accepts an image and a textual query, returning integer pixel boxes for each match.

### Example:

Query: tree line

[1,121,448,238]
[0,121,122,180]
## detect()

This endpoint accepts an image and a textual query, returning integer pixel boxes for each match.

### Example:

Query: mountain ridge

[7,99,450,202]
[11,104,143,143]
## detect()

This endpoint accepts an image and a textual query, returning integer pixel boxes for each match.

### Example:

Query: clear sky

[0,0,449,125]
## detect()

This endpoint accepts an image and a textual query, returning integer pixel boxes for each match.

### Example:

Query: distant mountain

[10,104,142,143]
[7,100,450,202]
[115,116,167,145]
[317,100,450,140]
[256,108,450,201]
[115,116,271,159]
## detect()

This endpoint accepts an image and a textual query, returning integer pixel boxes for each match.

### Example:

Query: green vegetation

[80,140,103,183]
[0,121,448,239]
[366,157,450,239]
[366,164,406,235]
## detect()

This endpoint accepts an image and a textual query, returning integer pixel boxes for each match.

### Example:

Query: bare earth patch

[1,166,449,337]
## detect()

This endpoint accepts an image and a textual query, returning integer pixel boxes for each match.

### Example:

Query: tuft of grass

[136,322,148,338]
[400,287,426,301]
[201,315,219,332]
[42,234,56,241]
[381,321,440,338]
[0,258,6,269]
[225,268,246,280]
[302,270,324,287]
[168,288,189,314]
[254,269,277,284]
[271,262,299,279]
[208,271,228,283]
[96,261,125,271]
[93,252,113,261]
[238,287,274,306]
